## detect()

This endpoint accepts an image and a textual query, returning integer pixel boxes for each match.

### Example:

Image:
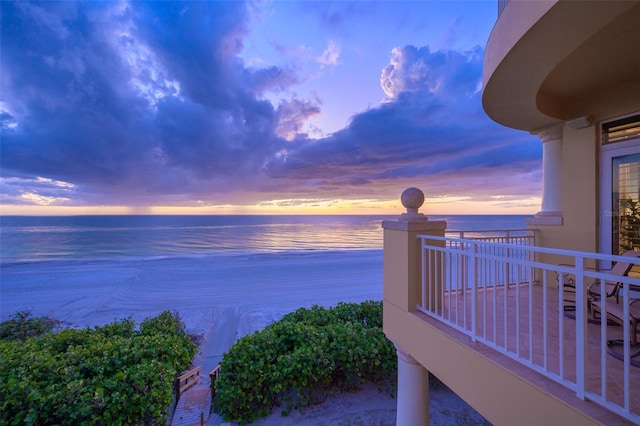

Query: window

[602,114,640,145]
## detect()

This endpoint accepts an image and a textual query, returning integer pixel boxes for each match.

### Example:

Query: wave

[0,247,384,269]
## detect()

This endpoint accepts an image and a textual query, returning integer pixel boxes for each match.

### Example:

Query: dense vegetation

[0,311,197,425]
[0,310,61,341]
[214,301,396,424]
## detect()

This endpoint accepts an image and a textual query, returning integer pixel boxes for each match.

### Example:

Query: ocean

[0,214,530,332]
[0,214,530,263]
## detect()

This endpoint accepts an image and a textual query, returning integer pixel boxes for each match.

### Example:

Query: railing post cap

[399,187,427,222]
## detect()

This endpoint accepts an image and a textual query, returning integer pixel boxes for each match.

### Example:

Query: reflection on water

[0,215,530,262]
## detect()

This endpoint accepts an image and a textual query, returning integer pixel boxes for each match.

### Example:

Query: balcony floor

[423,283,640,423]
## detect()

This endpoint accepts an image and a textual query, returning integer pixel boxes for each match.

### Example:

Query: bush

[0,310,61,341]
[214,301,396,424]
[0,311,197,425]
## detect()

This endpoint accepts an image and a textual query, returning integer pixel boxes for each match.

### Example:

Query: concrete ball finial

[401,187,425,212]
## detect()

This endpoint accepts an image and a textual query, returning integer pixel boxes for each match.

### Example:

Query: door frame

[599,139,640,256]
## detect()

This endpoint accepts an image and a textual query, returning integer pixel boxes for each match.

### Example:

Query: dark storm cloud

[0,1,540,208]
[0,1,295,204]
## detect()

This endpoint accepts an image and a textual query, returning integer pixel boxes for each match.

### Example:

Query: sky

[0,0,542,215]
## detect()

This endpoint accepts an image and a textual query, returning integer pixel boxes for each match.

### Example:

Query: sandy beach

[2,250,487,424]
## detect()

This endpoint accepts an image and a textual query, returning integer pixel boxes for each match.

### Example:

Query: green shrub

[0,310,61,341]
[214,301,396,424]
[0,311,197,425]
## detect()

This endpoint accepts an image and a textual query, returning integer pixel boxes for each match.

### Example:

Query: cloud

[381,45,483,99]
[317,40,340,67]
[265,44,540,202]
[275,96,322,141]
[0,176,75,206]
[0,1,540,211]
[0,1,294,204]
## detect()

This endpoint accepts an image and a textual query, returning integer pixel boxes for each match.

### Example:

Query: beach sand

[1,251,487,424]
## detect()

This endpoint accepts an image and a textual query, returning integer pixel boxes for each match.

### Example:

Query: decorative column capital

[382,187,447,231]
[394,343,421,365]
[531,123,563,143]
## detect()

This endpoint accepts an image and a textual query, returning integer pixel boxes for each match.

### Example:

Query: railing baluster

[422,239,427,310]
[483,246,487,339]
[440,246,445,315]
[453,248,457,324]
[436,246,440,313]
[623,283,630,411]
[493,260,498,342]
[600,277,607,401]
[470,241,477,341]
[448,244,453,322]
[458,247,463,326]
[558,274,564,380]
[528,265,533,362]
[430,248,434,314]
[543,271,548,371]
[503,258,508,349]
[574,256,585,400]
[463,245,468,330]
[516,264,520,357]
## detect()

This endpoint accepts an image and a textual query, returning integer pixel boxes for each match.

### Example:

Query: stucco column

[528,123,563,225]
[395,344,429,426]
[382,188,446,426]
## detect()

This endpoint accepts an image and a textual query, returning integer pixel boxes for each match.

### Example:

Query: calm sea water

[0,215,530,264]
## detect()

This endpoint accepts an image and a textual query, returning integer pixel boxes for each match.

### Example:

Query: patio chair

[590,280,640,345]
[558,250,640,314]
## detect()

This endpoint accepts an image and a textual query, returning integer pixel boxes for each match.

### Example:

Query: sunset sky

[1,1,542,215]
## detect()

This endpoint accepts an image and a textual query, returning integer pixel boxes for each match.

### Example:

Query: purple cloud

[0,1,540,209]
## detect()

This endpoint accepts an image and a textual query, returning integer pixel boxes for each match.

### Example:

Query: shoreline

[1,250,383,326]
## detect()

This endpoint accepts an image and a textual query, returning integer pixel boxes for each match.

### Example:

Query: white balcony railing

[418,233,640,424]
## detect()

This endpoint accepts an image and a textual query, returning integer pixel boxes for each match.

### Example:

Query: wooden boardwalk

[171,369,212,426]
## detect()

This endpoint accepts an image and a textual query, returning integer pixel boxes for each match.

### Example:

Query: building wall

[561,126,599,252]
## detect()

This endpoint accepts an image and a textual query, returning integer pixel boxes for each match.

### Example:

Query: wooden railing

[175,366,201,401]
[209,365,221,398]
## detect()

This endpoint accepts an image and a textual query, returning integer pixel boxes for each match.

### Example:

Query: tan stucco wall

[560,125,598,253]
[383,229,422,312]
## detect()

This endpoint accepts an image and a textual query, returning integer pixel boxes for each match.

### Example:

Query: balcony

[382,194,640,425]
[418,232,639,423]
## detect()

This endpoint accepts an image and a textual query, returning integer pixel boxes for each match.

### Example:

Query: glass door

[612,153,640,254]
[600,141,640,256]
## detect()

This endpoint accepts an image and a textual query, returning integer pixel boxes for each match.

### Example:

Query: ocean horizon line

[0,212,534,218]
